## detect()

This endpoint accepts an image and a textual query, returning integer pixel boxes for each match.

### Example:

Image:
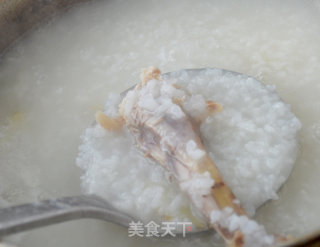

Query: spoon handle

[0,194,134,237]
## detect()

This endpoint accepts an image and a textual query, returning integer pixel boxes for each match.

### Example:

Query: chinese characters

[128,221,193,238]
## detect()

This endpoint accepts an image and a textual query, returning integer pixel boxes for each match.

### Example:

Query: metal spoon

[1,68,318,246]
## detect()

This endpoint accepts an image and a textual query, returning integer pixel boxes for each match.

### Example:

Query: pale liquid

[0,0,320,246]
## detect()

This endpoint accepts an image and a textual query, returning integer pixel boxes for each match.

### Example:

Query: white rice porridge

[0,0,320,246]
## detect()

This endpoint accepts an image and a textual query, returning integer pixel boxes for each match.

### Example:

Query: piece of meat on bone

[96,67,262,247]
